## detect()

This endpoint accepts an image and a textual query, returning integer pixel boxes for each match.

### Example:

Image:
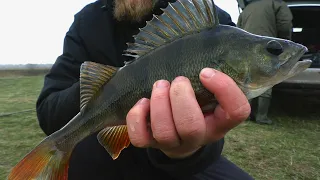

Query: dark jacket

[36,0,236,179]
[237,0,293,40]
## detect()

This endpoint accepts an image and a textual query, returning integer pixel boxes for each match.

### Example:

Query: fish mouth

[286,58,312,78]
[267,46,311,86]
[280,45,308,67]
[265,58,312,87]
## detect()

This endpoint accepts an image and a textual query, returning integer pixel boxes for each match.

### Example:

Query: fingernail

[156,80,169,88]
[137,98,148,105]
[174,76,187,82]
[200,68,216,79]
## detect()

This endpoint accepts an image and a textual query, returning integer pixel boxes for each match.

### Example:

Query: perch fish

[8,0,311,179]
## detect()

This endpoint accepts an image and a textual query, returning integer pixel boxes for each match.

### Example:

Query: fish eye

[266,40,283,56]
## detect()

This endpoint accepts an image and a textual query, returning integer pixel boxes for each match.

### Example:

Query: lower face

[113,0,154,22]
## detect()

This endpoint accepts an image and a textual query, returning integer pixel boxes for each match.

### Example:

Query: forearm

[36,81,80,135]
[275,1,293,40]
[35,10,88,135]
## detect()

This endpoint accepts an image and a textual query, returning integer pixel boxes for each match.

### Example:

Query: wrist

[161,146,202,159]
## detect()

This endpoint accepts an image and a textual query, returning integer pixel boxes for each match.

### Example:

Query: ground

[0,74,319,180]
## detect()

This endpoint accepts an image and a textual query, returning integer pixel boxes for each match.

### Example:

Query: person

[36,0,253,179]
[237,0,293,124]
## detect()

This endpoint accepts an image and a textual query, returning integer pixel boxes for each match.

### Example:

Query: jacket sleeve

[36,13,88,135]
[274,0,293,40]
[215,5,236,27]
[147,139,224,179]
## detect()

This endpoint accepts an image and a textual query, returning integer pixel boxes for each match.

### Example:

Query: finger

[199,68,251,141]
[203,106,233,142]
[150,80,180,149]
[169,76,206,145]
[200,68,251,122]
[126,98,155,148]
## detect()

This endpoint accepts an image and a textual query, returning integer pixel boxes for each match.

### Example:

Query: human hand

[126,68,251,159]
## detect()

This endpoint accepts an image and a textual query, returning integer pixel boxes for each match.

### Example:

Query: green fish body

[8,0,311,179]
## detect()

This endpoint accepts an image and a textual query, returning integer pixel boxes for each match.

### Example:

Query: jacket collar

[100,0,114,10]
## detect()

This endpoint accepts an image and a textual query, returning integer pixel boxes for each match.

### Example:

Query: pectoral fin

[97,125,131,160]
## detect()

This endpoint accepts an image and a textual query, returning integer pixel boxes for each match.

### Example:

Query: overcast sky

[0,0,240,65]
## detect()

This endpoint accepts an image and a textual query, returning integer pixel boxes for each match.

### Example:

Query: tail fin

[8,139,72,180]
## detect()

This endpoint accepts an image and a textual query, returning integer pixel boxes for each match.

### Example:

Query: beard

[113,0,154,22]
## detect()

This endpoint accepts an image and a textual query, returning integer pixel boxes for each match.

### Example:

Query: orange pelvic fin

[8,139,71,180]
[97,125,131,160]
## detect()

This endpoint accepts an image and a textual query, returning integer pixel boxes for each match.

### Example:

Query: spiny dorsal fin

[80,61,118,112]
[123,0,219,59]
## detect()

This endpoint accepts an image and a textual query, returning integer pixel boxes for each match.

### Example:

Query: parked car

[236,0,320,95]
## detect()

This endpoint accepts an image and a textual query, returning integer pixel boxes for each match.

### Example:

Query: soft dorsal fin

[80,61,118,112]
[123,0,219,59]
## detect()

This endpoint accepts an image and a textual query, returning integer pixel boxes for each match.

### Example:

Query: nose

[266,40,283,56]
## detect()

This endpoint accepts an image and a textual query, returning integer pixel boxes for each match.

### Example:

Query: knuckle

[230,101,251,121]
[153,131,174,142]
[153,129,178,146]
[152,91,168,101]
[180,123,203,138]
[171,84,183,97]
[126,99,150,121]
[126,108,141,121]
[214,77,230,90]
[176,114,205,139]
[130,136,148,148]
[171,78,190,97]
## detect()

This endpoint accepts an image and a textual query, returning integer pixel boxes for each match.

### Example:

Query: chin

[113,0,153,22]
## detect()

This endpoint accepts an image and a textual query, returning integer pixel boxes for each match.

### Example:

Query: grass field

[0,74,319,180]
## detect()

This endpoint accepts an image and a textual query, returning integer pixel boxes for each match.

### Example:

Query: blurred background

[0,0,239,65]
